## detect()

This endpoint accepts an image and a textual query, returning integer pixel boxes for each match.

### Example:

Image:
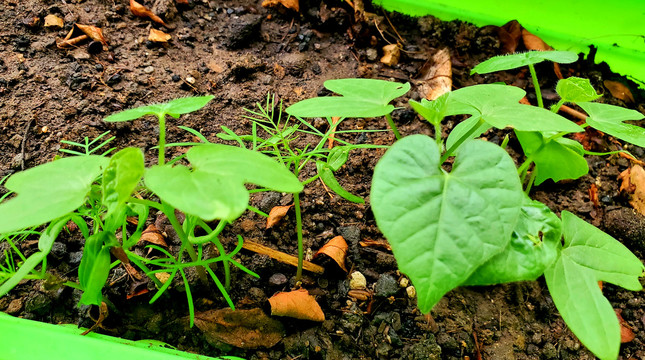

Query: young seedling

[370,65,644,359]
[286,78,411,139]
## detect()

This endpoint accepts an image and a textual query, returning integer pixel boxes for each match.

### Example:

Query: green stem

[525,167,538,194]
[294,192,304,283]
[247,205,269,218]
[517,153,535,176]
[528,64,544,108]
[301,174,320,186]
[440,118,485,163]
[158,114,166,165]
[385,113,401,140]
[162,202,208,284]
[434,122,443,152]
[551,99,566,113]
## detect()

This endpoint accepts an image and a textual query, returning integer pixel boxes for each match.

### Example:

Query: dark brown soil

[1,1,645,359]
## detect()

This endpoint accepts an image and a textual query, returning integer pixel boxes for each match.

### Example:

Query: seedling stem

[385,113,402,140]
[528,64,544,108]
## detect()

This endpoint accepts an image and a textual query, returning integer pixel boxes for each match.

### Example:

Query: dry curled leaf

[521,28,553,51]
[618,165,645,216]
[268,289,325,322]
[194,308,285,349]
[604,80,635,103]
[313,235,348,273]
[266,204,292,229]
[149,28,171,43]
[130,0,169,27]
[616,309,636,343]
[154,272,171,284]
[588,183,600,208]
[380,43,401,67]
[44,14,64,28]
[75,24,108,50]
[262,0,299,12]
[496,20,522,54]
[359,238,392,251]
[416,47,452,100]
[139,224,168,247]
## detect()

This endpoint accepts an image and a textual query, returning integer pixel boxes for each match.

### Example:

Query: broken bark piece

[149,28,171,43]
[130,0,169,28]
[268,289,325,322]
[416,47,452,100]
[380,43,401,67]
[618,165,645,216]
[194,308,285,349]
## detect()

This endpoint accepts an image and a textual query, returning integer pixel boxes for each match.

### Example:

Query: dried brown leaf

[56,35,88,49]
[604,80,635,103]
[314,235,348,273]
[380,43,401,67]
[149,28,171,43]
[268,289,325,322]
[266,205,292,229]
[261,0,299,12]
[75,24,108,50]
[139,224,168,247]
[588,183,599,207]
[619,165,645,216]
[359,238,391,251]
[616,309,636,343]
[44,14,64,28]
[521,28,553,51]
[195,308,285,348]
[348,289,372,301]
[497,20,522,54]
[130,0,169,27]
[416,47,452,100]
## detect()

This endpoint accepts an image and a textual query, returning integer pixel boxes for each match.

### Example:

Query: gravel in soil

[1,1,645,359]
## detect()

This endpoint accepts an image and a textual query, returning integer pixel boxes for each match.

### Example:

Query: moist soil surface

[1,1,645,359]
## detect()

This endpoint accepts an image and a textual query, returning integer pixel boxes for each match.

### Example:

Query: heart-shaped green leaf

[578,102,645,147]
[104,95,214,122]
[0,156,108,234]
[516,131,588,184]
[446,85,583,133]
[471,51,578,74]
[463,197,561,285]
[545,211,644,360]
[555,77,601,103]
[145,144,302,221]
[371,135,523,312]
[285,79,410,118]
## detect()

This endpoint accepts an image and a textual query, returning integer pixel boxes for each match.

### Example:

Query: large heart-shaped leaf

[0,156,108,234]
[516,131,588,184]
[471,51,578,75]
[578,102,645,147]
[463,197,561,285]
[446,84,583,133]
[285,79,410,118]
[371,135,523,312]
[545,211,644,360]
[145,144,302,221]
[104,95,214,122]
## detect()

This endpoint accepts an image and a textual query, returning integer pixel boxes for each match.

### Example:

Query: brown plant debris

[416,47,452,100]
[149,28,171,43]
[380,43,401,67]
[618,165,645,216]
[262,0,299,12]
[313,235,348,273]
[242,239,325,274]
[616,309,636,343]
[604,80,635,103]
[138,224,168,248]
[266,205,292,229]
[130,0,169,27]
[268,289,325,322]
[194,308,285,349]
[44,14,63,28]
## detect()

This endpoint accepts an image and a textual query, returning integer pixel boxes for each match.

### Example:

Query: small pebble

[399,277,409,288]
[185,75,196,84]
[349,271,367,290]
[406,285,416,299]
[366,48,378,61]
[375,274,399,297]
[171,74,181,82]
[269,273,287,286]
[143,66,154,74]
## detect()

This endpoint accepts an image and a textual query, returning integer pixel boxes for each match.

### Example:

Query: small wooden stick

[242,240,325,274]
[559,104,588,122]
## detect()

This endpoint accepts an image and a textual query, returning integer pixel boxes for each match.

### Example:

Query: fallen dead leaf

[616,309,636,343]
[359,238,392,251]
[149,28,171,43]
[313,235,348,273]
[496,20,522,54]
[521,28,553,51]
[176,0,189,4]
[130,0,169,27]
[619,152,645,166]
[273,63,285,79]
[588,183,600,207]
[604,80,635,103]
[618,165,645,216]
[154,272,171,284]
[75,24,108,50]
[266,205,292,229]
[380,43,401,67]
[194,308,285,349]
[416,47,452,100]
[268,289,325,322]
[262,0,299,12]
[44,14,64,28]
[139,224,168,247]
[348,289,372,301]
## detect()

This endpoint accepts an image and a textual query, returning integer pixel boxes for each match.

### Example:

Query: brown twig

[20,119,33,170]
[558,104,588,122]
[242,240,325,274]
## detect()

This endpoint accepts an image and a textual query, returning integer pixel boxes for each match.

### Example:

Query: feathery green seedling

[370,66,645,359]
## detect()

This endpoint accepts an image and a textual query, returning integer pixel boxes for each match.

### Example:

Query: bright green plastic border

[375,0,645,89]
[0,313,244,360]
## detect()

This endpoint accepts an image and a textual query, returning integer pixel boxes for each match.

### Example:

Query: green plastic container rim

[375,0,645,89]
